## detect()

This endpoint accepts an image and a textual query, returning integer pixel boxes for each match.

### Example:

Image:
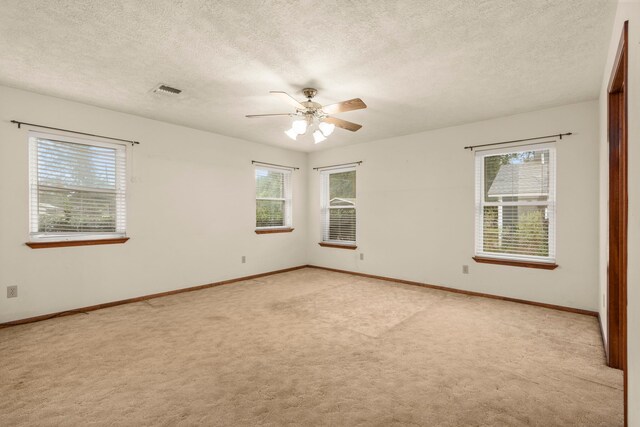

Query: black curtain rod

[252,160,299,170]
[464,132,572,151]
[473,140,557,152]
[10,120,140,145]
[313,161,363,171]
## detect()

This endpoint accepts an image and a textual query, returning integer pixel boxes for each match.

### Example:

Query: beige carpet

[0,268,623,426]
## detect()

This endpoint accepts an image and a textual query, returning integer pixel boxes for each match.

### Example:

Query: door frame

[607,19,628,426]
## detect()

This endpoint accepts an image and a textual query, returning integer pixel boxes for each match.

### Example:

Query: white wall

[599,2,640,424]
[307,101,600,311]
[0,85,308,323]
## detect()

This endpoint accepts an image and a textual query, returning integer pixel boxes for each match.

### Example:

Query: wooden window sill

[472,256,558,270]
[26,237,130,249]
[255,228,294,234]
[318,242,358,250]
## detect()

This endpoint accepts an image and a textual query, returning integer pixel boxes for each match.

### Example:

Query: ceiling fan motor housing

[301,100,323,112]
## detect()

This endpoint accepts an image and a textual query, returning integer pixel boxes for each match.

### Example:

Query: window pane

[329,171,356,200]
[256,200,285,227]
[38,188,117,233]
[37,139,117,190]
[482,205,549,257]
[484,150,549,203]
[329,208,356,242]
[29,136,126,238]
[256,169,284,199]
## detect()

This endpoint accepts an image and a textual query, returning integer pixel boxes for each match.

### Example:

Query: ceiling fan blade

[325,116,362,132]
[245,113,294,118]
[270,91,305,109]
[322,98,367,115]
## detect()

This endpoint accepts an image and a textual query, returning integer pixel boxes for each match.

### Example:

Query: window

[28,132,127,242]
[255,167,292,229]
[321,167,356,245]
[475,144,556,264]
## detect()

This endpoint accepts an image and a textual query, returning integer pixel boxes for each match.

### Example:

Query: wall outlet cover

[7,285,17,298]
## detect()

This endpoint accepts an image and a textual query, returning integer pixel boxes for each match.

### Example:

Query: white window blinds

[29,133,127,241]
[475,144,556,262]
[255,167,292,228]
[321,168,356,244]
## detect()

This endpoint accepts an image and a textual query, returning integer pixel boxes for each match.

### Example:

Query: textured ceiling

[0,1,616,152]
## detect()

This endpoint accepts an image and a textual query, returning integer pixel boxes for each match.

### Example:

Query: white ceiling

[0,1,617,152]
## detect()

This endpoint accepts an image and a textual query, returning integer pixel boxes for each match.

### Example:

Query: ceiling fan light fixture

[246,88,366,143]
[285,128,298,140]
[313,130,326,144]
[319,121,335,137]
[292,119,307,135]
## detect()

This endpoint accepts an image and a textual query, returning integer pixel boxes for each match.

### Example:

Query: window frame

[254,166,293,231]
[474,143,556,264]
[28,131,128,244]
[320,166,357,246]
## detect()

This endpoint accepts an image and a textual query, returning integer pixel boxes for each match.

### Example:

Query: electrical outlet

[462,265,469,274]
[7,285,17,298]
[359,253,364,261]
[241,256,246,264]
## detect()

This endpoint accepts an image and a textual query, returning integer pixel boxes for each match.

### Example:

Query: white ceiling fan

[246,88,367,143]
